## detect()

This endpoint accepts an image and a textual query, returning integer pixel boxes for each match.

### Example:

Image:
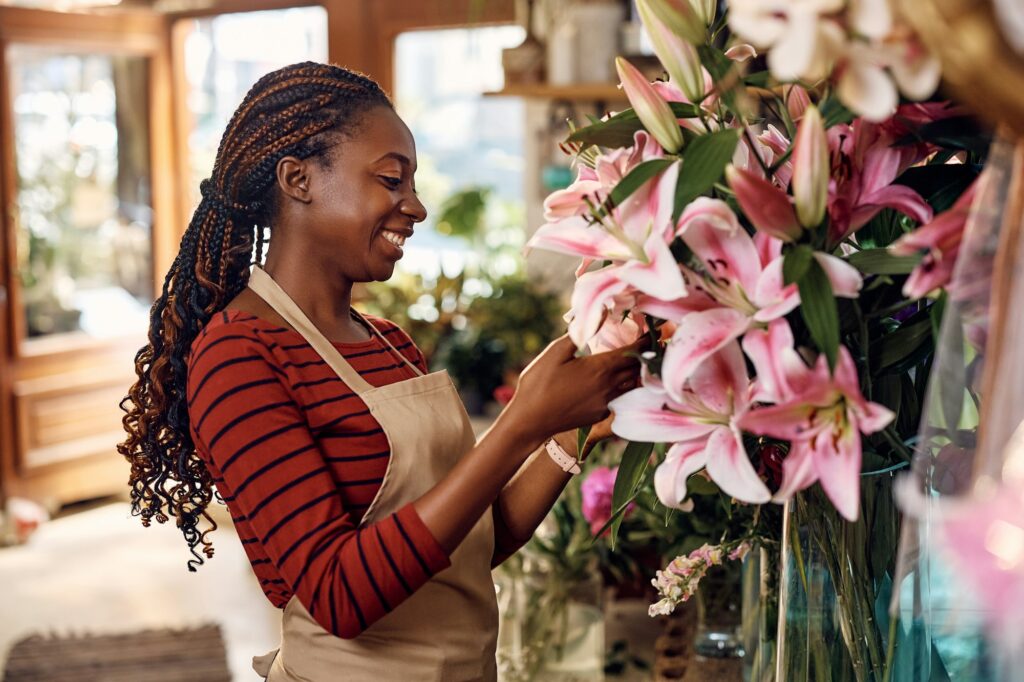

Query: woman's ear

[276,156,313,204]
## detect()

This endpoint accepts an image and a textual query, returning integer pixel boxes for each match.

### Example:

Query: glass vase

[776,473,929,682]
[495,556,605,682]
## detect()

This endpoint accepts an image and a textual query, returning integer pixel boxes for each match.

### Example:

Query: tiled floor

[1,498,280,681]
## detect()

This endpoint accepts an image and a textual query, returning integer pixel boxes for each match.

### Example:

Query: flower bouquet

[526,0,989,679]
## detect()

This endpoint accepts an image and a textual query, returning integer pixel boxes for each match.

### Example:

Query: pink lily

[792,105,830,228]
[826,118,934,247]
[543,130,665,223]
[890,175,980,299]
[528,161,688,346]
[610,341,771,508]
[659,198,862,388]
[725,164,802,241]
[738,320,895,520]
[617,57,684,153]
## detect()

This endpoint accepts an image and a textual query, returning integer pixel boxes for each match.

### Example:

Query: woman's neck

[252,250,369,343]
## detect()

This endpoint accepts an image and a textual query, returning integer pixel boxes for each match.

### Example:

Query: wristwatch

[545,437,582,475]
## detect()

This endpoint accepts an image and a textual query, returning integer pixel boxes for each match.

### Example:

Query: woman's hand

[506,334,646,444]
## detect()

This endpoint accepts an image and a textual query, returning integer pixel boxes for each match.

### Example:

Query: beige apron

[246,265,498,681]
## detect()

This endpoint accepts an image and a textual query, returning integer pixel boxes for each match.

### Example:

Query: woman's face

[288,105,427,283]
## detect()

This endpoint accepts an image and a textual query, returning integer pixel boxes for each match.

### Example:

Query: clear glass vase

[776,473,928,682]
[495,556,605,682]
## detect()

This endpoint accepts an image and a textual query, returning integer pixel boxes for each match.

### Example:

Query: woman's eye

[379,175,402,189]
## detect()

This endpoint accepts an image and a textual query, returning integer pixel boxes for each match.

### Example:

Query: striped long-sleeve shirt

[186,310,451,639]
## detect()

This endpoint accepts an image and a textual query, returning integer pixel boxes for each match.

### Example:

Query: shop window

[9,46,152,340]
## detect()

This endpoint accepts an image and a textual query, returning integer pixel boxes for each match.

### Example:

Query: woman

[118,62,642,681]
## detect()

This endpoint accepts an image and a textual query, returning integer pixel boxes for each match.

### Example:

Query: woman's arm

[490,428,592,567]
[412,336,640,555]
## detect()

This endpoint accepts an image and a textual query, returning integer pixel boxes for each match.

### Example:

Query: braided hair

[118,62,391,570]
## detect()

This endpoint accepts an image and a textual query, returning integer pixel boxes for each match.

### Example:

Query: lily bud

[638,0,705,102]
[690,0,716,26]
[616,57,684,154]
[726,165,802,242]
[784,84,811,122]
[643,0,705,45]
[791,105,829,228]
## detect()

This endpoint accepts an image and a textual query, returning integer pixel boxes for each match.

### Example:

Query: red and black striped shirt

[187,309,451,639]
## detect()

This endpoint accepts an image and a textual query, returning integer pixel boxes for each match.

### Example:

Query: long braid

[119,62,391,571]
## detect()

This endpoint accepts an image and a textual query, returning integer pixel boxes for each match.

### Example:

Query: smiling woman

[116,62,646,681]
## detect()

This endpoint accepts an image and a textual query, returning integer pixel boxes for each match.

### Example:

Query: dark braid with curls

[118,62,391,571]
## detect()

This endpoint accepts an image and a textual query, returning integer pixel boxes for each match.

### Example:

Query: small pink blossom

[581,466,635,536]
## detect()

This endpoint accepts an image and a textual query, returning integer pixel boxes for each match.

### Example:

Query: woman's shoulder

[188,310,283,368]
[357,312,427,371]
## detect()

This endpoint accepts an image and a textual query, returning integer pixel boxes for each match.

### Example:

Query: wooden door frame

[0,6,176,503]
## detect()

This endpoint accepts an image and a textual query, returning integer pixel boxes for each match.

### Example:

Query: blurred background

[0,0,694,680]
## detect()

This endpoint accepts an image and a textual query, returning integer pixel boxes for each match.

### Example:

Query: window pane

[393,26,526,280]
[9,46,152,340]
[178,7,328,209]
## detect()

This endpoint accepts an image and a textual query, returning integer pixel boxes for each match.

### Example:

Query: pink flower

[617,57,684,153]
[528,149,687,347]
[890,175,980,299]
[658,198,862,387]
[581,466,635,536]
[610,341,771,508]
[792,105,830,228]
[826,118,934,247]
[738,320,895,520]
[725,164,802,241]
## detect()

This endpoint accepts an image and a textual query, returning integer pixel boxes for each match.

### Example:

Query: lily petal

[662,308,751,397]
[678,198,762,294]
[812,427,862,521]
[528,216,631,260]
[609,386,719,443]
[706,426,772,503]
[654,440,708,511]
[617,57,684,153]
[726,164,802,242]
[689,341,749,415]
[772,442,818,503]
[814,252,863,298]
[568,267,631,347]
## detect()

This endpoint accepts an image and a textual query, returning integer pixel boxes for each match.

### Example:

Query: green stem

[883,612,898,682]
[881,427,914,462]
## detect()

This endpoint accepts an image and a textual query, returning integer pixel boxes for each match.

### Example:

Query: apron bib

[246,265,498,681]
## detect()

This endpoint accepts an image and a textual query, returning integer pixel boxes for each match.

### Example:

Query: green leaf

[783,244,813,286]
[847,248,922,275]
[605,159,676,212]
[686,474,720,496]
[896,163,981,214]
[672,129,741,221]
[819,95,856,127]
[796,256,840,372]
[609,440,655,547]
[937,305,966,436]
[567,102,702,149]
[897,116,991,157]
[576,425,592,456]
[877,317,932,371]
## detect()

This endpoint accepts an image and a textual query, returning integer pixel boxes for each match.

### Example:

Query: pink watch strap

[545,438,581,475]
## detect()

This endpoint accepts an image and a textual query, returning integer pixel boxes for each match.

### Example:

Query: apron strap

[247,265,375,395]
[351,307,424,377]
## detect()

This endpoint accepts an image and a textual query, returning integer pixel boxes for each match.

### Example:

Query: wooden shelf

[485,82,627,102]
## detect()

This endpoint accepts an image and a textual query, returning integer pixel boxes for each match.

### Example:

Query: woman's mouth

[380,229,407,257]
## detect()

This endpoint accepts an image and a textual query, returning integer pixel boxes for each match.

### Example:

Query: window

[9,46,152,340]
[393,26,526,281]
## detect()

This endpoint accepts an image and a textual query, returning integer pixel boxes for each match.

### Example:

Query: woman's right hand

[506,334,645,442]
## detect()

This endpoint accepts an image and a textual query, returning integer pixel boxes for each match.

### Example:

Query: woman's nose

[401,193,427,223]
